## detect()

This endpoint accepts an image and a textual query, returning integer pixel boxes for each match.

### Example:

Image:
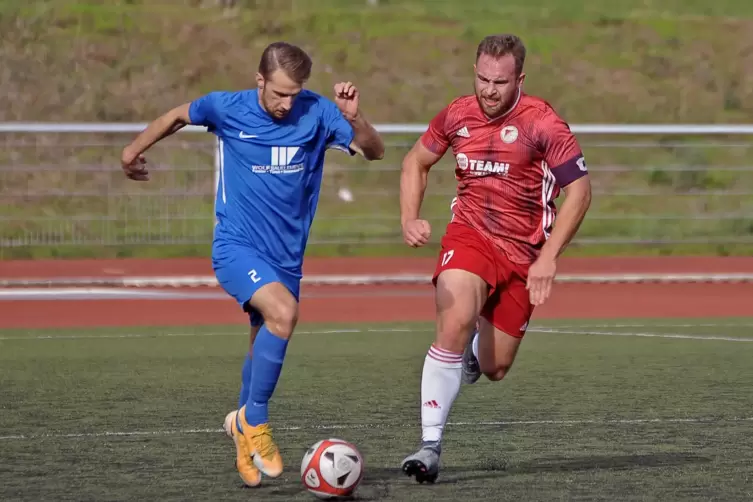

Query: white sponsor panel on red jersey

[455,153,509,175]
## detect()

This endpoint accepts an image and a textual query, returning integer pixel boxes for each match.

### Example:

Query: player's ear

[518,72,526,87]
[255,72,265,89]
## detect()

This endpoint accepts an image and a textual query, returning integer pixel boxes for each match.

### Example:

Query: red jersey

[421,91,588,265]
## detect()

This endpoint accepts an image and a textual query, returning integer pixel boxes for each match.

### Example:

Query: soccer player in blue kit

[120,42,385,487]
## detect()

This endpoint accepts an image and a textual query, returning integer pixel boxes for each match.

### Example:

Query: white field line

[1,326,752,342]
[3,272,753,288]
[0,288,215,298]
[540,322,753,329]
[530,327,753,342]
[2,416,752,441]
[0,328,405,341]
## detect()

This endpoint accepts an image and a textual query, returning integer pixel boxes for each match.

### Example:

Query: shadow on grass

[232,452,710,499]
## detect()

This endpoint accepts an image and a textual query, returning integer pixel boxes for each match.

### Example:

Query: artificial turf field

[1,320,752,501]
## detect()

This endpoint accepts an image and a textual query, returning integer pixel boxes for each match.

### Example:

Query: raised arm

[121,103,192,181]
[347,112,384,161]
[331,81,384,161]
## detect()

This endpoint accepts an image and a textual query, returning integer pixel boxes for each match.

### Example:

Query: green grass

[2,0,753,258]
[2,319,753,500]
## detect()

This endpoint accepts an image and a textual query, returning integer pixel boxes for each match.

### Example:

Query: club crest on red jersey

[500,125,518,144]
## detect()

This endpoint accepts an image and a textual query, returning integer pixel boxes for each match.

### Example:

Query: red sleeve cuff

[420,132,448,155]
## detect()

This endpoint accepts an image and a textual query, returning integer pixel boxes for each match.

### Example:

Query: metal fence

[1,123,753,252]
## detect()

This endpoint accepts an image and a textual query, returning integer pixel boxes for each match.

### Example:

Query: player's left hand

[334,81,360,121]
[121,146,149,181]
[526,256,557,306]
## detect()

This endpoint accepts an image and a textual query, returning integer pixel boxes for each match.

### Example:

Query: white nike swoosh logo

[239,132,257,139]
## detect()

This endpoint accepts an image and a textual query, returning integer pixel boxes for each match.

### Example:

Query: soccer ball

[300,438,364,499]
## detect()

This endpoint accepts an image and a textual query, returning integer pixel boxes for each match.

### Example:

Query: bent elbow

[368,147,385,161]
[169,103,192,126]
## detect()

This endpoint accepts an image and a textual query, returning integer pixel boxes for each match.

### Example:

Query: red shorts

[432,221,534,338]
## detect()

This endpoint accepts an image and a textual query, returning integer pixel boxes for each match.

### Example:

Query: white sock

[471,331,480,360]
[421,344,463,444]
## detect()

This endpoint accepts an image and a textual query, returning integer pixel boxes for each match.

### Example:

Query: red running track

[0,257,752,328]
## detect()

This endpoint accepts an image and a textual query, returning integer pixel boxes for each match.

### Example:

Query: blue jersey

[188,89,355,276]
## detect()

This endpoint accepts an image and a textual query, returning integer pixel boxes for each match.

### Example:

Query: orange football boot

[225,409,262,487]
[238,406,283,478]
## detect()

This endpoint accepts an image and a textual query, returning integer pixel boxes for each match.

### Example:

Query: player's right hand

[121,147,149,181]
[402,219,431,247]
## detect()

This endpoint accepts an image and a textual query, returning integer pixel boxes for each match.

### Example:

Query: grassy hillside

[1,0,753,259]
[2,0,753,123]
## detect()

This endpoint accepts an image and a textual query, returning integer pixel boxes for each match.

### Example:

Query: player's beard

[476,86,520,119]
[259,88,291,120]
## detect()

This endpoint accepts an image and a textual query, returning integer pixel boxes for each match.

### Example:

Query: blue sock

[238,351,253,408]
[244,326,289,426]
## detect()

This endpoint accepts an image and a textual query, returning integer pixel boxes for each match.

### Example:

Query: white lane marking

[2,416,752,441]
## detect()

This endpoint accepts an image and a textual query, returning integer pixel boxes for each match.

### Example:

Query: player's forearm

[349,112,384,160]
[399,161,429,224]
[124,106,190,158]
[540,181,592,260]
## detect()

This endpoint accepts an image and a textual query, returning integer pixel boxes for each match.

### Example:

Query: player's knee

[435,315,475,353]
[480,358,513,381]
[483,367,510,382]
[434,272,486,352]
[263,298,299,339]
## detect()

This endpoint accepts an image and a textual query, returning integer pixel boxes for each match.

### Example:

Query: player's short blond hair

[258,42,313,84]
[476,34,526,76]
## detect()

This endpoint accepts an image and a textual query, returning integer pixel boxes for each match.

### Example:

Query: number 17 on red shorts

[432,221,535,338]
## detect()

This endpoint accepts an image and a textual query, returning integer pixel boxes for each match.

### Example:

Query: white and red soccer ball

[300,438,364,499]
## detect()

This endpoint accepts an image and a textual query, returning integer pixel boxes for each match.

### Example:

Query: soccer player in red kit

[399,34,592,483]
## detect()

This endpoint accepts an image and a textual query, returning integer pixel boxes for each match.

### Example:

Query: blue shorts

[212,242,301,327]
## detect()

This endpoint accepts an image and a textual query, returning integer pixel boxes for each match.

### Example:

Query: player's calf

[481,363,512,382]
[475,318,523,382]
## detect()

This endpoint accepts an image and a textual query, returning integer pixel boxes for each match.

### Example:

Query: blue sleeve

[188,92,231,130]
[321,98,356,155]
